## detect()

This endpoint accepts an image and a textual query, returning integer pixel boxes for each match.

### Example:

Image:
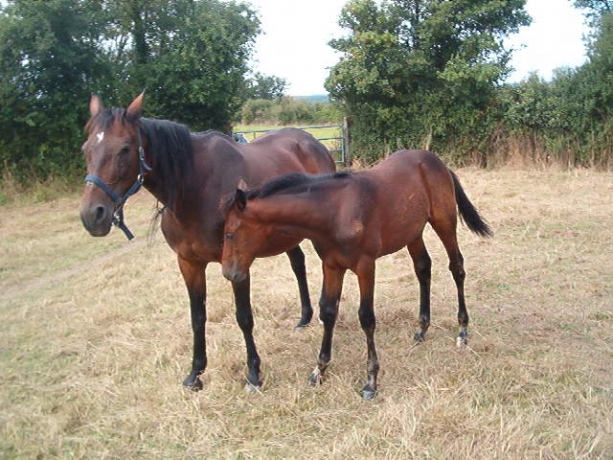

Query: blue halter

[84,129,152,240]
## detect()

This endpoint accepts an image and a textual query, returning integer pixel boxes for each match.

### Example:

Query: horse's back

[370,149,453,190]
[245,128,336,180]
[356,149,456,254]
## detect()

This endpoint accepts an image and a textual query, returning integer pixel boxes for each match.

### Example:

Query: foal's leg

[178,257,208,391]
[356,259,380,400]
[407,237,432,342]
[449,247,468,347]
[433,225,469,347]
[286,245,313,330]
[308,263,346,387]
[231,272,263,390]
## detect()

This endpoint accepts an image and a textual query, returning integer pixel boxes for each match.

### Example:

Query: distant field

[1,168,612,459]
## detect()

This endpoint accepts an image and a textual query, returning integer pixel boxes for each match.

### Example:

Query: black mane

[220,171,351,217]
[87,108,195,209]
[247,171,351,200]
[139,116,194,191]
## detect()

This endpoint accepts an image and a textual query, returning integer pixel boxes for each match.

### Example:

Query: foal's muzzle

[222,262,248,283]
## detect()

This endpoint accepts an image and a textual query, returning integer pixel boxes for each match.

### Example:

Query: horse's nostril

[94,205,106,224]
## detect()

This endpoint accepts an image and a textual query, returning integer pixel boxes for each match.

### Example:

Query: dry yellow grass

[1,168,612,459]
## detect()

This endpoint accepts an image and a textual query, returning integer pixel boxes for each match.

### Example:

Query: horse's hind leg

[450,248,468,347]
[286,246,313,330]
[432,223,469,347]
[356,259,379,399]
[407,237,432,342]
[308,264,345,388]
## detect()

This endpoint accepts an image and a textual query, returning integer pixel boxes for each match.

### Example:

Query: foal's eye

[224,233,234,241]
[118,146,130,155]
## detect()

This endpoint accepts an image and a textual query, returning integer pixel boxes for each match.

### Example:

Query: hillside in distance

[292,94,330,103]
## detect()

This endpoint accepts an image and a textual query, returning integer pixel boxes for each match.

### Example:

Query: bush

[239,97,343,125]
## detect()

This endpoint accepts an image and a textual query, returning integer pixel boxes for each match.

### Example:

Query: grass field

[1,167,612,459]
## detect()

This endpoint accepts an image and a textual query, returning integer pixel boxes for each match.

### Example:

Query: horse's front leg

[231,272,262,391]
[286,245,313,330]
[356,259,379,399]
[178,257,208,391]
[308,263,346,387]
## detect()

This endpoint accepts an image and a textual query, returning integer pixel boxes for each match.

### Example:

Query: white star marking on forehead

[96,132,105,144]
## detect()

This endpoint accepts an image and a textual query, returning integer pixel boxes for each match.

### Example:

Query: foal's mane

[250,171,351,199]
[221,171,351,216]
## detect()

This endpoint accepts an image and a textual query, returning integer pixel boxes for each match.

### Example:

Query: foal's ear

[235,189,247,212]
[126,91,145,120]
[89,94,104,118]
[237,178,248,191]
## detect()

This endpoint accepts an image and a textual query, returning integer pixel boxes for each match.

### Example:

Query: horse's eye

[119,146,130,155]
[224,233,234,241]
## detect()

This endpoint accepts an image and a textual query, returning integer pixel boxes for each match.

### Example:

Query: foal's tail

[449,170,493,237]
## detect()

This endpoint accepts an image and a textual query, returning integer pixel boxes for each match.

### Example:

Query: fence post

[343,117,352,167]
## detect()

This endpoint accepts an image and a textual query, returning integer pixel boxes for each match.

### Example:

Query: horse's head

[79,93,150,239]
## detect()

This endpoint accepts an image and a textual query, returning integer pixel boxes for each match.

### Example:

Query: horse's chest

[161,216,222,263]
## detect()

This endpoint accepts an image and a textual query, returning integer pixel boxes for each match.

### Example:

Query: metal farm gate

[233,118,351,166]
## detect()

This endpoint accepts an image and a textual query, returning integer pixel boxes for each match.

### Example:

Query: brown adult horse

[221,149,492,399]
[79,93,336,391]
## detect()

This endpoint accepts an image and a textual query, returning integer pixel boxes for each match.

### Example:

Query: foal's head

[220,187,268,283]
[220,174,309,282]
[220,172,352,282]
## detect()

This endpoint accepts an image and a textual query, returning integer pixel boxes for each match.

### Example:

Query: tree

[98,0,261,132]
[0,0,260,183]
[247,72,287,100]
[558,9,613,165]
[574,0,613,27]
[0,0,106,179]
[325,0,531,163]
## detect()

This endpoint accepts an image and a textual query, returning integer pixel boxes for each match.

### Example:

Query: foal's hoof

[308,368,323,387]
[244,380,262,394]
[294,322,310,332]
[182,376,203,392]
[361,384,377,400]
[456,335,469,347]
[414,331,426,343]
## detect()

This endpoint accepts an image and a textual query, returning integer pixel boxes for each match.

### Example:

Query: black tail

[449,170,493,238]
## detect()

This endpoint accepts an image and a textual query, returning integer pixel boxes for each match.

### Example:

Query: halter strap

[84,128,152,240]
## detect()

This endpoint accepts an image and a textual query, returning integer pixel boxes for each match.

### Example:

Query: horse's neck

[143,177,171,207]
[251,196,332,240]
[144,144,232,223]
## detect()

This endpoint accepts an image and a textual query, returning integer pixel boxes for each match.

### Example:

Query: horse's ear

[89,94,104,118]
[126,92,145,120]
[235,189,247,212]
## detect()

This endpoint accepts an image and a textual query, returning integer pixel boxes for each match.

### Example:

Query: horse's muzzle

[80,202,112,237]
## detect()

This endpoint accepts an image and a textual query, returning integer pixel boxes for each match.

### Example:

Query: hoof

[414,331,426,343]
[456,335,469,347]
[294,322,310,332]
[182,375,203,392]
[308,368,323,387]
[245,381,262,394]
[361,384,377,400]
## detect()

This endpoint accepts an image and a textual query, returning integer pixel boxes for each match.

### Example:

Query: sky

[247,0,590,96]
